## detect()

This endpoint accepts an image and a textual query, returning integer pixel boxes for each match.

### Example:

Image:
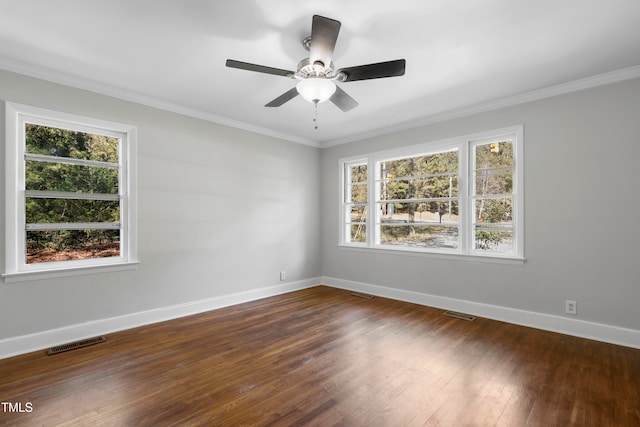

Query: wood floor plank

[1,286,639,426]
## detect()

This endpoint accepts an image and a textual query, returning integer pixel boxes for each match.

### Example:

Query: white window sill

[2,261,139,283]
[338,244,526,265]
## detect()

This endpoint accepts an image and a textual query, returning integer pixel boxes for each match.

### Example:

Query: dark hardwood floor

[1,286,639,426]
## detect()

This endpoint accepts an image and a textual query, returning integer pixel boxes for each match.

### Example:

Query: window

[377,149,459,250]
[343,160,368,244]
[472,138,516,253]
[4,103,137,281]
[340,126,523,261]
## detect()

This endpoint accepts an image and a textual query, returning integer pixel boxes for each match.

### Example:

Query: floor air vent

[47,336,106,355]
[351,292,374,299]
[443,311,476,321]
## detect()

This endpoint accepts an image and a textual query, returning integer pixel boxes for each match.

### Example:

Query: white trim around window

[3,102,138,282]
[339,126,524,264]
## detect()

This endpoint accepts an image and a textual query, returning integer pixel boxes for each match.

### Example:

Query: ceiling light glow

[296,78,336,104]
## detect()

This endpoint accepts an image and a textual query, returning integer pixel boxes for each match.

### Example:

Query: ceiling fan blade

[265,87,299,107]
[309,15,341,67]
[337,59,406,82]
[226,59,294,77]
[330,85,359,112]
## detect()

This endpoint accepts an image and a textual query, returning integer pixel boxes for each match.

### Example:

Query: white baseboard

[321,276,640,350]
[4,276,638,360]
[0,278,320,360]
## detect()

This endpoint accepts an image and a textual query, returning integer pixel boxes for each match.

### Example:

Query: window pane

[350,164,367,183]
[347,182,367,203]
[345,162,368,244]
[25,161,118,194]
[26,199,120,224]
[475,168,512,195]
[381,175,458,200]
[25,123,119,162]
[474,140,516,255]
[379,201,459,224]
[475,140,513,169]
[475,228,513,253]
[349,224,366,243]
[380,151,458,180]
[418,176,458,198]
[475,198,512,224]
[348,205,367,222]
[26,229,120,264]
[380,224,459,249]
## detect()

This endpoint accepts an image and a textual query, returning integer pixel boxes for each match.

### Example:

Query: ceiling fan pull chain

[314,101,319,130]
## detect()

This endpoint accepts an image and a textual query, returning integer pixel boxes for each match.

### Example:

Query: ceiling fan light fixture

[296,78,336,104]
[226,15,406,112]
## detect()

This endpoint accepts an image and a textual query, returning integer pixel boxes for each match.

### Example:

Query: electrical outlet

[565,300,577,315]
[280,271,286,281]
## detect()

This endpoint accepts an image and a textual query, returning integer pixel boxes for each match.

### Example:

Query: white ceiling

[1,1,640,147]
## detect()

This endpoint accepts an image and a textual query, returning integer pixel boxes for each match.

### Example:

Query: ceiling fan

[226,15,406,112]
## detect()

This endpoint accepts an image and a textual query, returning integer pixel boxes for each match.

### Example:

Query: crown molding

[320,64,640,148]
[0,56,320,148]
[1,56,638,150]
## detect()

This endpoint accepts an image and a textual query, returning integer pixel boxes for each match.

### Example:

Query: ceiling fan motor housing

[295,58,344,81]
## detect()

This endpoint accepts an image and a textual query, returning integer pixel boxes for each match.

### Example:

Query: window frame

[339,126,524,263]
[3,102,138,282]
[342,159,370,246]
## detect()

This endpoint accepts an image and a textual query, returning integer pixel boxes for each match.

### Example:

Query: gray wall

[320,77,640,331]
[0,69,321,339]
[2,68,639,343]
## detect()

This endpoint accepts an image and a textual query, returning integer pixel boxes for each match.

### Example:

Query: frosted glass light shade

[296,78,336,104]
